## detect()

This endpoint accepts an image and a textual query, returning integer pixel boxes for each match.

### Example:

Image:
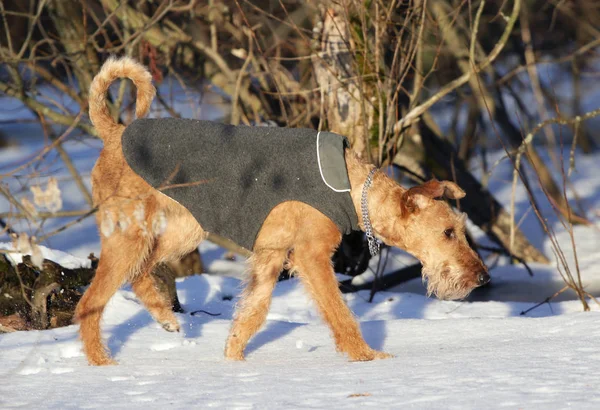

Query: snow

[2,75,600,409]
[1,271,600,409]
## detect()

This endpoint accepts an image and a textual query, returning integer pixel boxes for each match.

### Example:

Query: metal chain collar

[361,167,381,257]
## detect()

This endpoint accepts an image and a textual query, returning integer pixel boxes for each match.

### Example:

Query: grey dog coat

[121,119,359,250]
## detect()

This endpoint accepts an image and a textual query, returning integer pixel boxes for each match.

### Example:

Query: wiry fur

[77,57,488,366]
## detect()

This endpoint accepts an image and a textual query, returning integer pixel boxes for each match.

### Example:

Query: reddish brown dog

[76,57,489,366]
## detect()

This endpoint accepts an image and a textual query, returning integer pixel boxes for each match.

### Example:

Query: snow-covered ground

[2,79,600,409]
[1,256,600,409]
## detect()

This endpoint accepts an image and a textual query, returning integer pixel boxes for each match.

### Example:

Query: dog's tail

[88,56,155,141]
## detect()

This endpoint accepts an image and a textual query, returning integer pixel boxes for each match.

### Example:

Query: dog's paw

[161,321,180,333]
[88,356,118,366]
[224,351,245,361]
[348,348,394,362]
[224,343,246,361]
[371,350,394,360]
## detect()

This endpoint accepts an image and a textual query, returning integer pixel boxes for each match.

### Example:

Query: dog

[75,57,489,366]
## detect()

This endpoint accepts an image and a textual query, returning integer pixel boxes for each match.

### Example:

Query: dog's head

[373,179,489,300]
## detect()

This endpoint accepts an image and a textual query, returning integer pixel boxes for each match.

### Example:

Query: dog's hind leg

[225,249,286,360]
[131,207,206,333]
[76,230,153,366]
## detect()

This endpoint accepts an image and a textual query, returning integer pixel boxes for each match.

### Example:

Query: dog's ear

[400,187,432,214]
[408,179,466,200]
[439,180,466,199]
[401,180,466,214]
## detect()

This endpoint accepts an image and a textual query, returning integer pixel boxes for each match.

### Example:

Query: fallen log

[0,249,203,330]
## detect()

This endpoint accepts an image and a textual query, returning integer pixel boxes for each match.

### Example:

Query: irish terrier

[76,57,489,366]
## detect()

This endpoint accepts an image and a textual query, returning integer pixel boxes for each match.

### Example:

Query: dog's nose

[478,272,491,286]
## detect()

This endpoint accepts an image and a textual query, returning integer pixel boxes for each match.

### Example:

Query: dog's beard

[422,265,474,301]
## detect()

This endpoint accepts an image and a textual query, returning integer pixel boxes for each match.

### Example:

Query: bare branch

[393,0,521,133]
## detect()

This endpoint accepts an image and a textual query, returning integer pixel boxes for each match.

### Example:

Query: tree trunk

[312,4,373,159]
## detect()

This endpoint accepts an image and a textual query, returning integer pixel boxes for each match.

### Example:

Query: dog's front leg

[225,249,287,360]
[294,240,392,362]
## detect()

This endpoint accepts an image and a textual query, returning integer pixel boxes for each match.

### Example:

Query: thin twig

[0,185,39,228]
[35,109,94,207]
[520,285,569,315]
[0,210,93,219]
[516,108,600,159]
[469,0,486,65]
[231,29,254,125]
[0,111,85,179]
[36,207,98,242]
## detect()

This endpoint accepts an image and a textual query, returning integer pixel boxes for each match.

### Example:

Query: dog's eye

[444,228,455,239]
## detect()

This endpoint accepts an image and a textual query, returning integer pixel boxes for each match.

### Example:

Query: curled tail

[88,56,156,141]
